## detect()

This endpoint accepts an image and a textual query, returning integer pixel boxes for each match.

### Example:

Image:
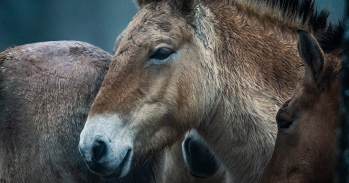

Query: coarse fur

[0,41,110,182]
[79,0,342,182]
[0,41,165,183]
[260,30,341,183]
[181,29,343,182]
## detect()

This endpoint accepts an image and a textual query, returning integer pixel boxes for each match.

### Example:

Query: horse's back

[0,41,111,183]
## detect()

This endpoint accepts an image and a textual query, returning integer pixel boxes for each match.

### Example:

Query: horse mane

[138,0,344,54]
[218,0,343,54]
[318,21,344,53]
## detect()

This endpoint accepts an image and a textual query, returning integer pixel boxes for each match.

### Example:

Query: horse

[181,28,343,182]
[0,41,218,183]
[78,0,337,182]
[260,29,342,183]
[0,41,112,182]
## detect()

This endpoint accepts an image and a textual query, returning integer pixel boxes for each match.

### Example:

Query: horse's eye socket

[276,108,294,129]
[278,120,294,129]
[150,47,174,60]
[276,101,295,129]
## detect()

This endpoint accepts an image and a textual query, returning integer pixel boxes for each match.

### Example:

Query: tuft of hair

[318,21,344,54]
[213,0,343,54]
[221,0,329,32]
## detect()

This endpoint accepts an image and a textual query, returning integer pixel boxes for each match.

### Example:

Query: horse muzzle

[78,114,134,178]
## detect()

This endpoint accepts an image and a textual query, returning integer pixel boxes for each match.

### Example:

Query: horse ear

[297,30,324,82]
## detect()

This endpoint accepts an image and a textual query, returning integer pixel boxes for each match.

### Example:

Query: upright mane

[214,0,344,53]
[138,0,343,53]
[318,21,344,53]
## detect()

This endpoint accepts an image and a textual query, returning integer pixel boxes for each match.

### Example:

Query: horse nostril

[92,140,107,162]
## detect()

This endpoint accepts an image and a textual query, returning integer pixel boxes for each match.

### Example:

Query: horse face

[275,31,338,146]
[262,30,339,182]
[79,1,218,178]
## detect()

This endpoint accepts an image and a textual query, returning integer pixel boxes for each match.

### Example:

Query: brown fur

[0,42,168,183]
[260,31,341,183]
[181,30,342,183]
[80,0,338,182]
[0,42,109,182]
[0,41,111,183]
[0,41,208,183]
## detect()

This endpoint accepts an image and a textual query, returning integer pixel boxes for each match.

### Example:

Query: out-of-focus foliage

[0,0,344,53]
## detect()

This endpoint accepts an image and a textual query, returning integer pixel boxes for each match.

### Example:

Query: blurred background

[0,0,345,53]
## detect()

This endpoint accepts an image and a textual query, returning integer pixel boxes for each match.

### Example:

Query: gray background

[0,0,345,53]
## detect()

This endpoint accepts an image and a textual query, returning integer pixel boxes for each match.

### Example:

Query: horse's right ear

[297,30,324,82]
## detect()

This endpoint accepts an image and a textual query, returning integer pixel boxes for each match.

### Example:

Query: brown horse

[79,0,335,182]
[260,29,342,183]
[181,28,343,182]
[0,42,179,183]
[0,41,220,183]
[0,41,112,183]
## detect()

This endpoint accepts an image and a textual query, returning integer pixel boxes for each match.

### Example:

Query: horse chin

[86,148,134,179]
[108,149,133,178]
[103,151,133,179]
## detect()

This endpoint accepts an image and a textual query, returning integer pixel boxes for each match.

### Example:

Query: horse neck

[211,2,304,124]
[194,3,304,182]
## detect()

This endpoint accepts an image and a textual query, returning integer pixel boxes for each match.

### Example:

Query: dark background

[0,0,345,53]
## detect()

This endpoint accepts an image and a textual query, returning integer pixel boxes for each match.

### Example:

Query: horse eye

[276,101,294,129]
[150,47,174,60]
[276,111,294,129]
[277,119,294,129]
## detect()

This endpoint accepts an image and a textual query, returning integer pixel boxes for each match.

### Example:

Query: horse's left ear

[297,30,324,82]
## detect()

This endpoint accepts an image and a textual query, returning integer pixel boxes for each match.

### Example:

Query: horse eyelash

[299,62,304,68]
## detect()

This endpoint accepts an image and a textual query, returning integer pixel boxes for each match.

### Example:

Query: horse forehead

[116,15,188,54]
[130,3,186,34]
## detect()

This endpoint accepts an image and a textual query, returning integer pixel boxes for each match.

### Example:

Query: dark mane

[318,21,344,53]
[246,0,343,53]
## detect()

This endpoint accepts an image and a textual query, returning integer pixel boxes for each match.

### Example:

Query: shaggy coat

[79,0,340,182]
[0,41,110,182]
[260,30,342,183]
[0,41,214,183]
[181,29,343,183]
